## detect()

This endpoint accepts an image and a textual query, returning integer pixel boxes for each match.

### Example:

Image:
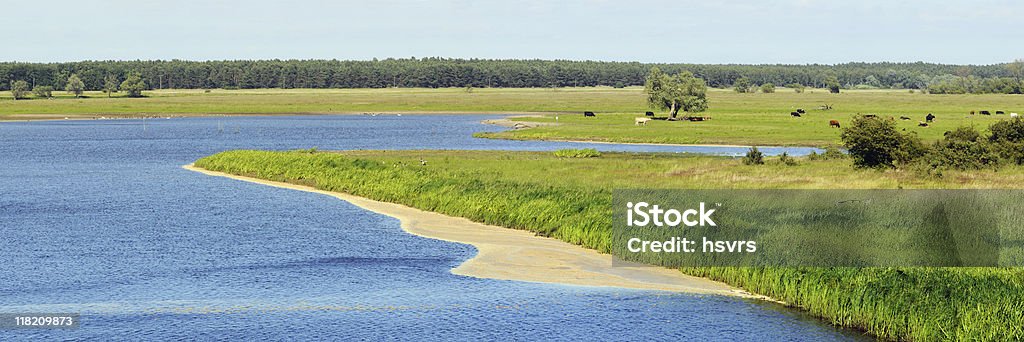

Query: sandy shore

[184,164,757,298]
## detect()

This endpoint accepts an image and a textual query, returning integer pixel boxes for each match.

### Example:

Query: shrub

[988,118,1024,164]
[760,83,775,93]
[778,152,797,166]
[918,127,1000,171]
[32,85,53,98]
[553,148,601,158]
[10,80,29,99]
[742,147,764,165]
[733,77,752,93]
[841,116,924,168]
[786,83,805,93]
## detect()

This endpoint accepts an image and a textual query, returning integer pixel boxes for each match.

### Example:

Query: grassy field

[4,87,1024,147]
[195,149,1024,341]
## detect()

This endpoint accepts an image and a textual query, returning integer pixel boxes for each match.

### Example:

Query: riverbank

[183,164,754,297]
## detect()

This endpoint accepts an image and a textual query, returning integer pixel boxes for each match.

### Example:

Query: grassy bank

[195,149,1024,340]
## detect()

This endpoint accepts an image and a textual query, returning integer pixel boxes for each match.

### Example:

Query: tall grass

[195,150,1024,341]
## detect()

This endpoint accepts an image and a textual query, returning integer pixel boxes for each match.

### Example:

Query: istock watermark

[612,189,1024,267]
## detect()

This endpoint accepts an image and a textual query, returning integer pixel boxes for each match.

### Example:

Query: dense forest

[1,58,1021,92]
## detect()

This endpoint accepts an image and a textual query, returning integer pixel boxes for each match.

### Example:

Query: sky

[5,0,1023,64]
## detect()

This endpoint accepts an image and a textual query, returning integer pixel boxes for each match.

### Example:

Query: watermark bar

[612,189,1024,267]
[0,313,80,329]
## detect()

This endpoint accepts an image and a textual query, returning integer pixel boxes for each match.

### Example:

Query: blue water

[0,115,861,340]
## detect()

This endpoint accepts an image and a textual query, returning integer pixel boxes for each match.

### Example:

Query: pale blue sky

[6,0,1023,64]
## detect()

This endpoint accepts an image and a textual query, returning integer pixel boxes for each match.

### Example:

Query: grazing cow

[980,110,991,115]
[900,116,911,120]
[926,113,935,122]
[829,120,841,128]
[970,111,975,115]
[918,122,929,127]
[584,111,596,117]
[635,117,652,126]
[796,108,806,114]
[791,112,802,117]
[1011,113,1019,118]
[645,111,655,117]
[996,111,1005,115]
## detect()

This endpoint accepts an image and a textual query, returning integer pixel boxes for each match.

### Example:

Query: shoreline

[183,164,762,298]
[0,111,563,123]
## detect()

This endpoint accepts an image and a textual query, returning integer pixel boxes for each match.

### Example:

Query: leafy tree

[760,83,775,93]
[65,74,85,97]
[841,116,924,168]
[32,85,53,98]
[1008,59,1024,83]
[10,80,29,99]
[825,76,841,93]
[733,77,752,93]
[103,75,119,97]
[644,67,708,120]
[120,72,147,97]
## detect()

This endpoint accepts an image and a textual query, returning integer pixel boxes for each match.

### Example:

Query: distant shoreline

[183,164,760,298]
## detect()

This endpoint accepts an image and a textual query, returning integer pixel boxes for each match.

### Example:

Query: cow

[796,108,806,114]
[970,111,975,115]
[1011,113,1019,118]
[918,122,929,127]
[645,111,655,117]
[900,116,911,120]
[996,111,1005,115]
[980,110,991,115]
[863,114,878,118]
[686,116,708,122]
[926,113,935,122]
[791,112,802,117]
[829,120,841,128]
[635,117,652,126]
[584,111,596,117]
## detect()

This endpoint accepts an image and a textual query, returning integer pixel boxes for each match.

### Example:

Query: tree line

[2,58,1022,92]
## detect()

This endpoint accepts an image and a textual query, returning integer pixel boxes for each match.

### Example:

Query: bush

[32,85,53,98]
[786,83,805,93]
[10,80,29,99]
[778,152,797,166]
[808,145,847,161]
[553,148,601,158]
[841,116,924,168]
[742,147,764,165]
[988,118,1024,164]
[733,77,752,93]
[760,83,775,93]
[918,127,1000,171]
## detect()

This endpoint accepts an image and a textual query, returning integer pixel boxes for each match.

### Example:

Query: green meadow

[4,86,1023,147]
[195,149,1024,341]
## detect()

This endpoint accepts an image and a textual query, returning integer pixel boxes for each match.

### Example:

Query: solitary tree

[32,85,54,98]
[733,77,752,93]
[66,74,85,98]
[10,80,29,100]
[644,67,708,120]
[120,72,147,97]
[103,75,119,97]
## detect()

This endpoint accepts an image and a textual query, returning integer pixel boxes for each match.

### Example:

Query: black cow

[900,116,911,120]
[790,112,801,117]
[996,111,1005,115]
[926,113,935,122]
[584,111,595,117]
[863,114,878,118]
[796,108,806,114]
[918,122,929,127]
[980,110,991,115]
[645,111,655,117]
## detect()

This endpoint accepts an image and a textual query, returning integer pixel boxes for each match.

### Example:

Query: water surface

[0,115,860,340]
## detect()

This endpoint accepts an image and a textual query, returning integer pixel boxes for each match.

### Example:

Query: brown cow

[829,120,841,128]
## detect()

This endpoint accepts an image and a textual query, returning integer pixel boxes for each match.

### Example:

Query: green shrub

[778,152,797,166]
[760,83,775,93]
[841,116,924,168]
[733,77,752,93]
[742,147,764,165]
[918,127,1000,172]
[32,85,53,98]
[988,118,1024,164]
[553,148,601,158]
